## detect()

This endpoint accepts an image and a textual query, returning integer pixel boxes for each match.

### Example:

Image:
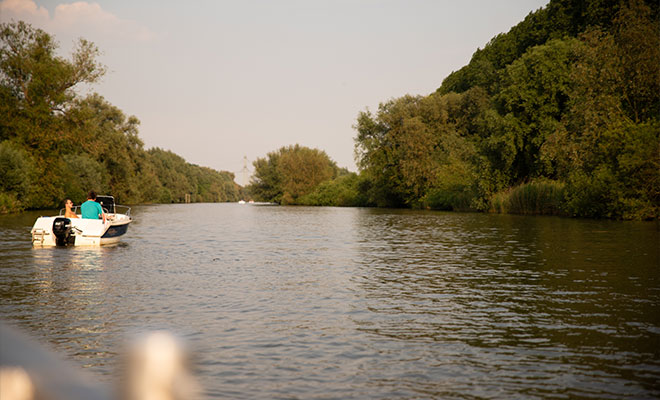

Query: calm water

[1,204,659,399]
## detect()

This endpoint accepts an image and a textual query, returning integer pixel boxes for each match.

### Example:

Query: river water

[0,204,658,399]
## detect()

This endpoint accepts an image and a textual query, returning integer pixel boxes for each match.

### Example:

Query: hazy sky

[1,0,549,183]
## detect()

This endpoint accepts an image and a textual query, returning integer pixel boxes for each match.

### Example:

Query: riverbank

[3,196,659,224]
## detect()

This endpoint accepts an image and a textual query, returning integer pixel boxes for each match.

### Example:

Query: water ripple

[1,205,659,399]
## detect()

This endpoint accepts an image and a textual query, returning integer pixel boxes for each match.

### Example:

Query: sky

[1,0,549,184]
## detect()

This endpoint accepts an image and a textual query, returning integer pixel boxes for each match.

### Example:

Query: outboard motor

[52,217,75,246]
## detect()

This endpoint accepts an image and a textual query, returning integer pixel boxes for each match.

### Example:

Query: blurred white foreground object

[0,322,111,400]
[0,323,201,400]
[124,331,200,400]
[0,367,34,400]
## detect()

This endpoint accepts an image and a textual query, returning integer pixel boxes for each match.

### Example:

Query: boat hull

[31,215,132,247]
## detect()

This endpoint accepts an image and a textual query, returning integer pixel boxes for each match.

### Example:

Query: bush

[423,184,475,211]
[490,179,566,215]
[564,168,618,218]
[423,160,479,211]
[298,173,368,207]
[0,141,35,211]
[0,192,22,213]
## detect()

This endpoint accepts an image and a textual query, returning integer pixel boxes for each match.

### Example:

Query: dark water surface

[1,204,659,399]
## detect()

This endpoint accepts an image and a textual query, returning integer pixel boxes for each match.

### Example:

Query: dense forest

[249,0,659,220]
[2,0,658,220]
[0,21,241,213]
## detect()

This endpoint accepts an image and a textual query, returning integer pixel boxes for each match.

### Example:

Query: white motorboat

[31,195,132,246]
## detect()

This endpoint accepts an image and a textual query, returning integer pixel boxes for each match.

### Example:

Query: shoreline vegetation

[2,0,659,220]
[246,0,659,221]
[0,21,242,214]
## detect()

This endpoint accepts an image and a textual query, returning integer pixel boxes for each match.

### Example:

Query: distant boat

[238,200,246,204]
[31,195,132,246]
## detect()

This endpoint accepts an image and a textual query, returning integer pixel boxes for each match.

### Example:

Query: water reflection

[352,210,660,397]
[1,225,124,374]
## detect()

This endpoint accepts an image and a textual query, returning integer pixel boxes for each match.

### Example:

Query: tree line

[0,21,241,213]
[248,0,659,220]
[2,0,658,220]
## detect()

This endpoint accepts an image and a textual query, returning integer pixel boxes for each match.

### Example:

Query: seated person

[80,190,106,223]
[64,199,79,218]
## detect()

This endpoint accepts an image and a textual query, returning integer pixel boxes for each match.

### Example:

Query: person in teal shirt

[80,190,106,222]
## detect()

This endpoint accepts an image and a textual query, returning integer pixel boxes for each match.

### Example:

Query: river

[1,204,658,399]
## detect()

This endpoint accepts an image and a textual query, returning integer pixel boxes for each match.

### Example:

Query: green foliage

[0,140,34,211]
[495,38,577,180]
[546,0,660,219]
[423,157,479,211]
[437,0,657,96]
[0,192,21,214]
[246,0,659,220]
[298,173,370,207]
[563,167,619,218]
[61,153,109,204]
[279,145,337,203]
[148,148,239,203]
[5,0,657,221]
[354,94,476,208]
[0,21,105,112]
[354,0,659,220]
[562,121,660,219]
[248,144,337,204]
[0,21,239,212]
[248,151,283,203]
[489,179,566,216]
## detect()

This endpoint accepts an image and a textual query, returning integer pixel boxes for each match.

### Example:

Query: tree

[0,140,35,211]
[435,0,658,96]
[249,150,283,203]
[495,38,578,181]
[0,21,106,207]
[0,21,105,112]
[248,145,338,204]
[0,21,240,211]
[359,0,659,219]
[354,95,436,207]
[545,0,660,218]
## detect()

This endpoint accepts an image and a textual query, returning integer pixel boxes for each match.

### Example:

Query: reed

[490,180,566,216]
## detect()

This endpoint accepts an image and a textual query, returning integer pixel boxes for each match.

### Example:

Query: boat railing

[114,204,131,217]
[58,204,131,217]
